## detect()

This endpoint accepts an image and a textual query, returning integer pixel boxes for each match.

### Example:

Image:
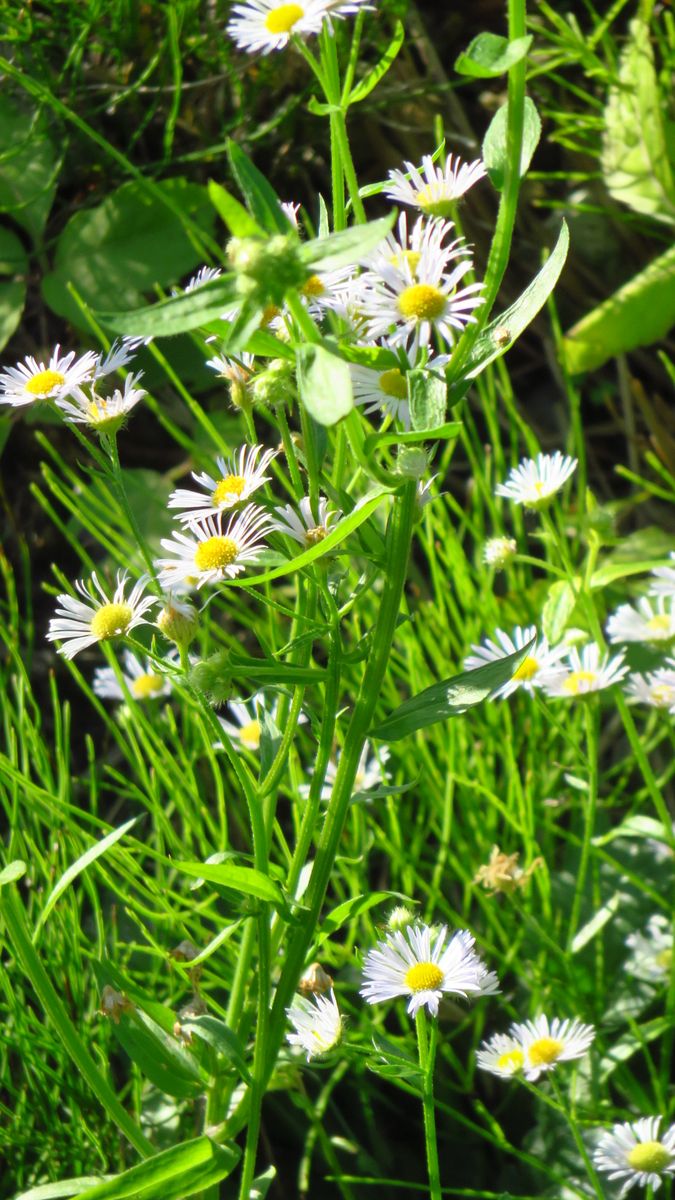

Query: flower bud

[157,596,199,648]
[251,357,296,410]
[482,536,517,569]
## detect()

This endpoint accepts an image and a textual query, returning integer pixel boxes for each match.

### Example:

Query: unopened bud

[482,536,517,569]
[251,358,296,410]
[387,905,414,932]
[157,596,199,648]
[397,447,429,480]
[227,235,306,306]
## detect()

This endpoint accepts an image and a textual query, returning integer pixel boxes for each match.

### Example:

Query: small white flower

[476,1032,527,1078]
[541,642,628,698]
[593,1117,675,1195]
[47,571,155,660]
[482,536,517,569]
[168,444,278,523]
[1,345,98,408]
[94,337,150,379]
[463,625,567,699]
[273,496,342,547]
[510,1014,595,1081]
[607,595,675,645]
[182,265,223,292]
[227,0,369,55]
[625,914,673,983]
[55,372,146,432]
[350,351,450,429]
[93,649,173,702]
[360,923,498,1018]
[625,666,675,710]
[286,989,343,1060]
[495,451,577,508]
[385,153,487,217]
[156,505,274,589]
[650,553,675,599]
[216,693,268,752]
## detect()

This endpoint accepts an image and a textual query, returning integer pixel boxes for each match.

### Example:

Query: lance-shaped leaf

[298,213,395,270]
[179,1015,252,1083]
[64,1138,240,1200]
[99,275,239,337]
[296,342,354,426]
[370,638,534,742]
[208,180,263,237]
[175,861,289,912]
[482,96,541,191]
[227,140,291,234]
[348,20,405,104]
[455,32,532,79]
[407,367,447,432]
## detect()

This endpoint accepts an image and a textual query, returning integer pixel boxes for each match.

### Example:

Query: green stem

[566,700,599,950]
[103,433,159,588]
[237,915,271,1200]
[415,1009,441,1200]
[549,1077,605,1200]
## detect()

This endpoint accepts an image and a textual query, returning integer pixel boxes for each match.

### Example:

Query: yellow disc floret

[398,284,446,322]
[391,249,421,275]
[239,719,261,750]
[497,1048,525,1073]
[627,1141,671,1174]
[305,526,327,546]
[212,475,246,506]
[131,673,165,700]
[378,368,408,400]
[562,670,597,695]
[25,369,66,397]
[265,2,304,34]
[90,603,133,640]
[646,614,672,637]
[301,274,326,298]
[527,1036,564,1067]
[416,187,454,220]
[194,536,238,572]
[404,961,444,993]
[512,655,539,682]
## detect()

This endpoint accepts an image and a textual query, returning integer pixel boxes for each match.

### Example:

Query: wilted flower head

[473,845,542,896]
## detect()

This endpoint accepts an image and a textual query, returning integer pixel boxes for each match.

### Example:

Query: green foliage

[482,96,541,191]
[455,32,533,79]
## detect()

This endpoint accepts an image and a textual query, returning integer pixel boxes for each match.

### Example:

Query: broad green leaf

[66,1138,240,1200]
[592,815,671,847]
[296,342,353,426]
[175,861,287,908]
[100,275,239,338]
[541,580,576,644]
[590,554,675,590]
[300,214,395,270]
[15,1179,113,1200]
[601,18,675,225]
[482,96,541,191]
[227,140,290,234]
[34,818,137,937]
[459,221,569,384]
[348,21,405,104]
[179,1015,252,1083]
[0,226,28,352]
[43,178,218,330]
[370,638,534,742]
[0,96,59,241]
[455,32,532,79]
[570,892,621,955]
[317,892,401,946]
[207,179,263,237]
[407,367,446,432]
[0,859,26,887]
[109,1008,207,1100]
[563,243,675,374]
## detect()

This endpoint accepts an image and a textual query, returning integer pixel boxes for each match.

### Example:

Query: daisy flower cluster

[477,1014,595,1082]
[606,557,675,714]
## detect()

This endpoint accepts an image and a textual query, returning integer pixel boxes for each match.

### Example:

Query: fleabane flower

[625,914,673,983]
[168,444,278,523]
[541,642,628,698]
[216,692,268,752]
[607,596,675,645]
[463,625,567,699]
[476,1032,527,1078]
[273,496,342,547]
[495,451,577,508]
[1,345,98,408]
[47,572,154,660]
[56,372,146,433]
[625,666,675,711]
[227,0,369,55]
[649,552,675,599]
[483,536,517,569]
[350,351,450,429]
[94,337,150,379]
[205,351,256,409]
[385,153,487,217]
[593,1117,675,1195]
[286,989,343,1061]
[156,505,274,589]
[510,1014,595,1081]
[360,924,498,1018]
[93,649,172,702]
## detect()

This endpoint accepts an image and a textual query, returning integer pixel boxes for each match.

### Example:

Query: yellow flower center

[131,672,164,700]
[527,1036,564,1066]
[378,368,408,400]
[301,274,325,298]
[398,284,446,322]
[646,614,672,637]
[212,475,246,506]
[497,1048,525,1073]
[651,684,675,707]
[391,249,421,274]
[656,947,672,971]
[90,602,133,641]
[305,526,327,545]
[404,961,444,993]
[512,655,539,682]
[627,1141,671,1173]
[239,719,261,750]
[25,368,65,397]
[563,670,597,695]
[416,186,454,220]
[264,3,304,34]
[194,536,238,571]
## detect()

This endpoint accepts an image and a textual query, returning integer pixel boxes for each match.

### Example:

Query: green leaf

[15,1179,114,1200]
[0,859,26,887]
[562,243,675,374]
[34,818,137,937]
[363,421,461,456]
[482,96,541,191]
[100,274,239,338]
[179,1015,252,1083]
[300,214,395,270]
[367,1034,423,1093]
[227,140,290,234]
[459,221,569,384]
[43,178,218,330]
[370,638,534,742]
[296,343,353,426]
[541,580,576,644]
[175,861,287,909]
[570,892,621,955]
[590,552,675,590]
[348,20,405,104]
[407,368,447,432]
[207,180,263,237]
[592,815,670,847]
[455,32,532,78]
[601,18,675,225]
[0,96,59,242]
[65,1138,240,1200]
[317,892,401,946]
[109,1008,207,1100]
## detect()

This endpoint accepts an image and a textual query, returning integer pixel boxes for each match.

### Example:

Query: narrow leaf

[99,276,239,338]
[348,21,405,104]
[175,861,286,908]
[227,140,289,234]
[207,180,263,237]
[300,214,395,270]
[541,580,576,645]
[0,859,26,887]
[180,1015,252,1083]
[70,1138,240,1200]
[34,818,137,936]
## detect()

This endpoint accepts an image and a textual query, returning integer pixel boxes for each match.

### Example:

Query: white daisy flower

[205,351,256,409]
[1,345,98,408]
[593,1117,675,1195]
[93,649,173,702]
[510,1014,595,1081]
[350,351,450,429]
[94,337,150,379]
[540,642,628,698]
[385,153,487,217]
[360,923,498,1018]
[495,451,577,508]
[216,692,267,752]
[352,214,483,355]
[476,1032,527,1078]
[625,914,673,983]
[168,444,278,524]
[463,625,567,699]
[482,536,517,569]
[607,595,675,645]
[286,989,343,1061]
[47,571,155,661]
[156,505,274,590]
[55,372,146,433]
[625,666,675,710]
[227,0,369,55]
[650,553,675,599]
[273,496,343,547]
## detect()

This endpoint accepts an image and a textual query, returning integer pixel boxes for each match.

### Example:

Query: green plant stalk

[318,26,366,225]
[102,432,159,588]
[238,913,271,1200]
[566,699,599,950]
[0,885,153,1157]
[416,1008,442,1200]
[548,1077,605,1200]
